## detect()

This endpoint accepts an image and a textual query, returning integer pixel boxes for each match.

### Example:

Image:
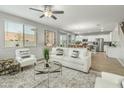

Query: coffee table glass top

[35,61,62,74]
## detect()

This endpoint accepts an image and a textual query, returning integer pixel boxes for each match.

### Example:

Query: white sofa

[15,48,37,68]
[49,47,91,73]
[95,72,124,88]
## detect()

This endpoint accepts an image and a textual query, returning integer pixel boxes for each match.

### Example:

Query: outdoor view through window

[5,21,36,47]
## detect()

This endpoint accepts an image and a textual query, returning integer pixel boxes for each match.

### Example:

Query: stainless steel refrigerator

[96,38,104,52]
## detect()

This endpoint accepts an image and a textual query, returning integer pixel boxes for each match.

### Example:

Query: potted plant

[111,41,118,47]
[43,48,49,67]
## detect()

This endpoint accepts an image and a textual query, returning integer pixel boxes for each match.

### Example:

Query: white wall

[110,24,124,61]
[0,12,66,59]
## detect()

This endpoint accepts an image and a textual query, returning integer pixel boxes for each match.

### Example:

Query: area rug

[0,66,100,88]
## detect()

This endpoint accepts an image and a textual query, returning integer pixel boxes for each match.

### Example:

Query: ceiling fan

[29,5,64,20]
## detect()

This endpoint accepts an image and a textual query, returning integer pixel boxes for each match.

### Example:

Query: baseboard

[117,58,124,67]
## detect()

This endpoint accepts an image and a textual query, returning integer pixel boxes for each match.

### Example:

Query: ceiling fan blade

[29,8,43,12]
[52,11,64,14]
[51,15,57,20]
[40,14,45,18]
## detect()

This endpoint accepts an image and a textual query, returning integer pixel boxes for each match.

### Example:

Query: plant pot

[45,63,49,67]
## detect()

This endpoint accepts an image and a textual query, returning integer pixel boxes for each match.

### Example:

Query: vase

[45,63,49,67]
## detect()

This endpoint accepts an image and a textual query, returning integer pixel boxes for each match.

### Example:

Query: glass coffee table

[34,61,62,88]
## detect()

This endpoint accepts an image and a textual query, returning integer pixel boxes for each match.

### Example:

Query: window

[60,34,67,47]
[5,21,37,47]
[24,25,36,47]
[68,34,75,44]
[44,30,55,47]
[5,21,23,47]
[75,35,83,41]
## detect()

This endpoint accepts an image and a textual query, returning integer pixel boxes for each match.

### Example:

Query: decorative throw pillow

[20,50,30,57]
[21,56,30,59]
[122,80,124,88]
[71,50,79,58]
[56,48,63,56]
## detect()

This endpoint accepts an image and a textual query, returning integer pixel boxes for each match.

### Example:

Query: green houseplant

[43,48,49,67]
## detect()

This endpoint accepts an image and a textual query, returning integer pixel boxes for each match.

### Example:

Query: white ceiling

[0,5,124,34]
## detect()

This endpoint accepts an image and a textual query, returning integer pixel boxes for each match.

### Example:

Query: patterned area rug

[0,66,100,88]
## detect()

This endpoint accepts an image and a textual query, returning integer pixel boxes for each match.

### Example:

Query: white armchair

[95,72,124,88]
[15,48,37,68]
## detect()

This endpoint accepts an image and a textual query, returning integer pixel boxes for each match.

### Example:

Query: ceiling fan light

[44,11,52,17]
